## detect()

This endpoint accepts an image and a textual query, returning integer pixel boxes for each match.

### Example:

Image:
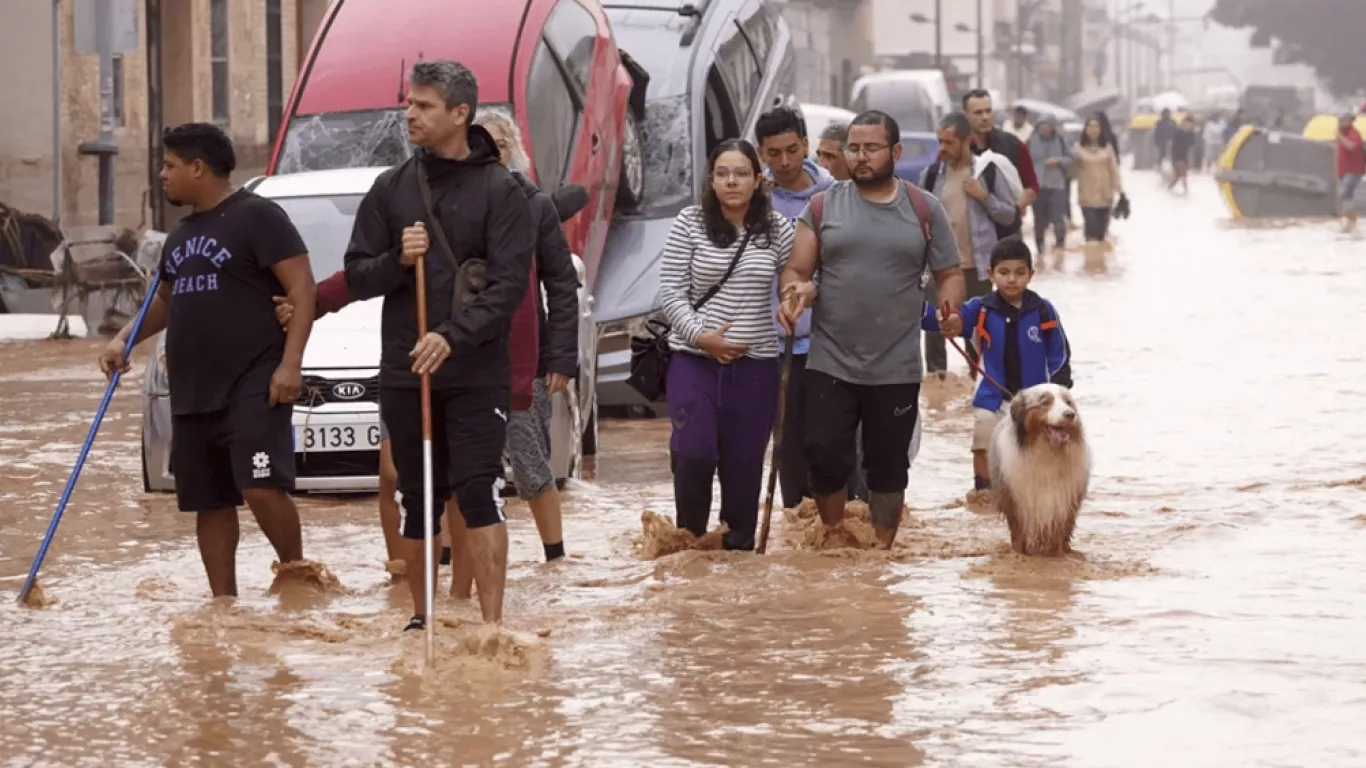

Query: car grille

[300,374,380,406]
[296,450,380,478]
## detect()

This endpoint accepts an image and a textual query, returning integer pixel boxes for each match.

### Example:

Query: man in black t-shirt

[99,123,318,598]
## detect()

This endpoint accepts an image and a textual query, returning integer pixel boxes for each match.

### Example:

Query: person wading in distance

[343,60,535,630]
[778,109,966,549]
[99,122,318,598]
[657,139,795,550]
[962,89,1038,223]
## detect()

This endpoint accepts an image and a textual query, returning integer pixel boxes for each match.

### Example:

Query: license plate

[294,424,382,453]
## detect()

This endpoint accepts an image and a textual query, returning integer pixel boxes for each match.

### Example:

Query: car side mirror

[552,184,589,223]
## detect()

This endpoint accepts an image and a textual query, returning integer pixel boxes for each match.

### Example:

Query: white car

[141,167,597,494]
[798,103,857,156]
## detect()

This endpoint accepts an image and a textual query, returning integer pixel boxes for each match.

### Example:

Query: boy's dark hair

[989,236,1033,270]
[162,123,236,177]
[756,106,807,144]
[850,109,900,146]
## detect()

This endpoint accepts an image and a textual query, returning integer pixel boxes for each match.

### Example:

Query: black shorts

[803,369,920,497]
[381,384,510,538]
[171,395,296,513]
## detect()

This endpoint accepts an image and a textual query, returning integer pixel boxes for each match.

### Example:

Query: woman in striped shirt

[657,139,796,551]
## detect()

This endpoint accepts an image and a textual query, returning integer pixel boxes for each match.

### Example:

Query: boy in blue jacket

[923,237,1072,501]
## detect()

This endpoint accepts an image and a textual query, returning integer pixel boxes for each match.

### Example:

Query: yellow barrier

[1302,114,1366,142]
[1216,124,1256,220]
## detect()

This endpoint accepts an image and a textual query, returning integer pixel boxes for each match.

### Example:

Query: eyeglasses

[712,168,755,181]
[843,144,890,158]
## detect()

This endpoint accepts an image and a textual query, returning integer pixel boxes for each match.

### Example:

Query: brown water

[4,173,1366,766]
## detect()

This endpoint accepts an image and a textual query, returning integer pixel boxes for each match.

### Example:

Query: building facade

[0,0,329,232]
[776,0,876,109]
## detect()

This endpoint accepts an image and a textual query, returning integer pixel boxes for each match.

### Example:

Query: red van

[267,0,646,291]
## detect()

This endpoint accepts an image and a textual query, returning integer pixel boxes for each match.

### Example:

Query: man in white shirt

[1002,105,1034,143]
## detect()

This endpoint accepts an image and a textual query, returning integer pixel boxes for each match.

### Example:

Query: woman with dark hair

[1075,114,1125,262]
[656,139,795,551]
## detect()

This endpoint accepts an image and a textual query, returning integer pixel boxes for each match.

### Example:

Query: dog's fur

[988,383,1092,556]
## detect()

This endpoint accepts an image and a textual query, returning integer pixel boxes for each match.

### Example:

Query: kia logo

[331,381,365,400]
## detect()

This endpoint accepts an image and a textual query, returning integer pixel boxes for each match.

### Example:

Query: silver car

[592,0,798,415]
[141,167,597,494]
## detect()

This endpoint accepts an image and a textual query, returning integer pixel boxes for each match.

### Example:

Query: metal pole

[976,0,984,88]
[78,0,119,226]
[1013,0,1022,100]
[1167,0,1176,88]
[934,0,942,68]
[52,0,62,223]
[95,0,114,225]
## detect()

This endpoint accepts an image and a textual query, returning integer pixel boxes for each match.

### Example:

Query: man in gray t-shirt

[778,110,965,548]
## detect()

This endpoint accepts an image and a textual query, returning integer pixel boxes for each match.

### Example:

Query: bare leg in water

[377,441,404,582]
[445,500,476,599]
[815,488,846,528]
[400,534,443,619]
[465,521,509,624]
[197,488,305,597]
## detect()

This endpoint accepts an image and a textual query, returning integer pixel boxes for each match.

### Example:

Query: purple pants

[667,351,780,551]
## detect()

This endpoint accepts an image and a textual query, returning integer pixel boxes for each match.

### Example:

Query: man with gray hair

[344,59,535,630]
[815,121,851,181]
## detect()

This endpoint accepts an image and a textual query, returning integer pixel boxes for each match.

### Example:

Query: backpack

[921,159,1021,241]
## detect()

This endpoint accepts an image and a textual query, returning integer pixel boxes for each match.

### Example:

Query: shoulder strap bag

[627,229,753,402]
[417,161,487,315]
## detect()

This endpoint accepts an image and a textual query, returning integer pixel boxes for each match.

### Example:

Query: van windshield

[851,82,936,133]
[276,104,512,174]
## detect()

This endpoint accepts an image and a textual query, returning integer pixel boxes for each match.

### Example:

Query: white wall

[0,0,59,217]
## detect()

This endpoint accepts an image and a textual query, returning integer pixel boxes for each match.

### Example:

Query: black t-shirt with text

[158,189,308,416]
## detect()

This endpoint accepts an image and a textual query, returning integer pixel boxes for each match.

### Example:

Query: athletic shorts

[381,385,509,537]
[972,406,1007,452]
[803,369,920,497]
[506,377,555,500]
[171,394,295,512]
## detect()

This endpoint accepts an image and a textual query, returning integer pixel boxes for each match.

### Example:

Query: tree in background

[1209,0,1366,95]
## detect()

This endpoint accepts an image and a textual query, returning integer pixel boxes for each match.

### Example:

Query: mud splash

[637,509,727,558]
[267,559,347,596]
[19,580,55,608]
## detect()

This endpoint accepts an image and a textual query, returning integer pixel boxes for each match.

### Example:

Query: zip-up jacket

[511,171,580,378]
[343,126,535,394]
[922,289,1069,412]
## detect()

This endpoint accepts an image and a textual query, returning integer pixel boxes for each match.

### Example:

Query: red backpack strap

[808,190,826,244]
[902,180,933,246]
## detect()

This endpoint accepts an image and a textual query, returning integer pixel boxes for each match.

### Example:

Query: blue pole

[17,272,163,605]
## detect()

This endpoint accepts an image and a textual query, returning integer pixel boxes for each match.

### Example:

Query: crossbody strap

[691,229,752,311]
[416,161,460,268]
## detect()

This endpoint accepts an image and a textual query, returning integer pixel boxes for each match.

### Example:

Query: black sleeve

[434,171,534,352]
[531,193,580,376]
[250,198,309,268]
[343,171,408,300]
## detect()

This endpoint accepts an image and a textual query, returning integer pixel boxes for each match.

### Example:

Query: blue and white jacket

[922,289,1070,412]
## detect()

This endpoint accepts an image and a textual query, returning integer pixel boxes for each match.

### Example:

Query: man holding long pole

[344,60,534,636]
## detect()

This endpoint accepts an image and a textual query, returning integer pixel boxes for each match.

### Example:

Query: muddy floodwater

[3,173,1366,767]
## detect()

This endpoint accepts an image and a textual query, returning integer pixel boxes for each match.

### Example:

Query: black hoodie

[343,125,535,391]
[510,171,580,378]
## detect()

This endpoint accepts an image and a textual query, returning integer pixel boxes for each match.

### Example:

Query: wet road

[3,172,1366,767]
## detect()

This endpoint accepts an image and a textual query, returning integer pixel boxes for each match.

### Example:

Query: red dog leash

[940,301,1013,398]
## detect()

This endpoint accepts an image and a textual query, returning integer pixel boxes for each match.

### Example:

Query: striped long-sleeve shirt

[657,206,795,360]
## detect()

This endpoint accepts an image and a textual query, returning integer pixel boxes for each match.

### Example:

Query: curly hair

[698,139,774,249]
[473,108,531,173]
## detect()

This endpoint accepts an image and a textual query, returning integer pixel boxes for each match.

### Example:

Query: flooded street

[3,172,1366,766]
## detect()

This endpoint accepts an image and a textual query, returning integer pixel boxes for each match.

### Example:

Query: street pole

[1167,0,1176,88]
[77,0,118,226]
[1013,0,1022,100]
[51,0,62,223]
[934,0,942,68]
[976,0,984,88]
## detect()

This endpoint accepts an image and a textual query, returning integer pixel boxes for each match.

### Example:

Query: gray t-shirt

[798,181,960,386]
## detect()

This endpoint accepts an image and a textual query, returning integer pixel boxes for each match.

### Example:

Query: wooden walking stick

[756,294,800,554]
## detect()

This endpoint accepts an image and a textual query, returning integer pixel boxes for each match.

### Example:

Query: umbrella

[1064,87,1122,116]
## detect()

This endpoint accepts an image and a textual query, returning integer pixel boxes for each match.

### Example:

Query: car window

[277,104,512,173]
[899,140,931,160]
[525,39,581,192]
[851,82,936,133]
[269,194,363,278]
[704,65,741,159]
[543,0,598,94]
[713,18,761,128]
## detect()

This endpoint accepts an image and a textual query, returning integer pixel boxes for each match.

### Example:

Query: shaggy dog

[989,383,1091,556]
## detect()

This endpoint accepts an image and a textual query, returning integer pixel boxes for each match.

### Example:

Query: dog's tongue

[1047,427,1070,447]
